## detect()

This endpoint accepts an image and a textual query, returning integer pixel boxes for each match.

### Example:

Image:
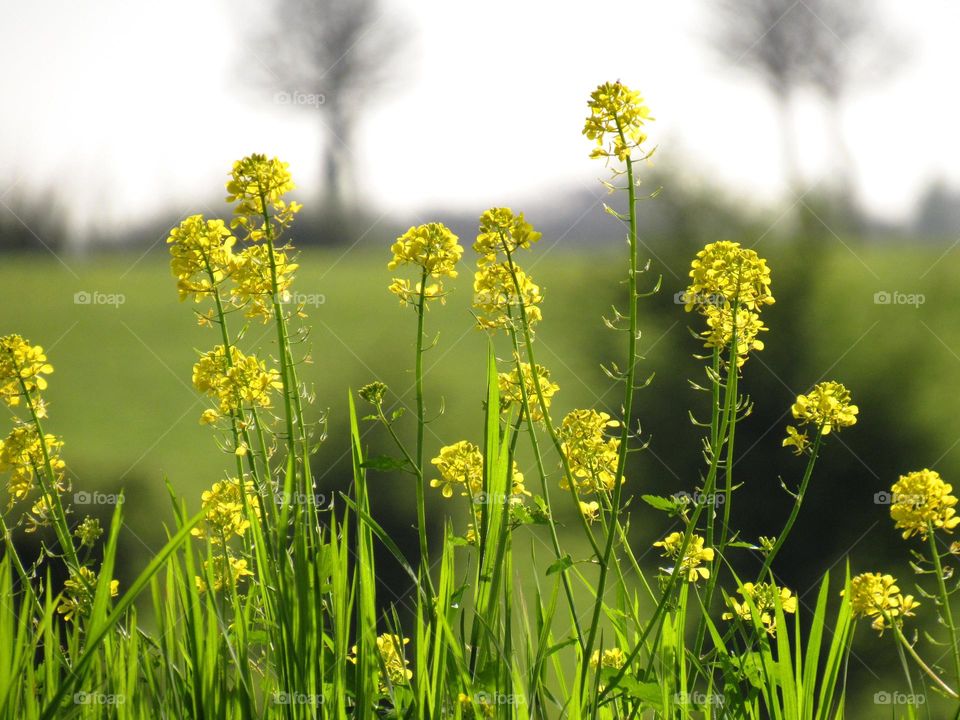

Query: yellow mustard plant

[789,381,858,435]
[845,572,919,635]
[685,241,774,312]
[429,440,528,502]
[57,566,119,622]
[890,469,960,540]
[700,305,768,367]
[74,516,103,548]
[589,647,626,670]
[583,80,653,162]
[195,554,254,594]
[226,154,302,240]
[473,262,544,331]
[558,409,621,494]
[191,477,261,544]
[166,215,236,302]
[474,207,542,265]
[579,500,601,523]
[654,531,714,582]
[0,422,66,505]
[348,634,413,692]
[722,582,797,636]
[782,426,810,456]
[457,692,495,718]
[192,345,282,416]
[498,359,558,423]
[387,222,462,306]
[230,243,299,321]
[0,334,54,411]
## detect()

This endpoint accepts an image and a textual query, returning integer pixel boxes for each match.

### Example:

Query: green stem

[759,429,823,579]
[893,620,959,699]
[414,266,431,579]
[927,521,960,688]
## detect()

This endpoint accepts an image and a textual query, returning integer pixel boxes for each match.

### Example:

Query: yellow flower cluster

[579,500,601,523]
[473,262,544,331]
[387,223,462,306]
[0,422,66,505]
[498,360,559,423]
[195,555,254,594]
[0,335,54,410]
[57,566,119,622]
[845,572,919,634]
[722,582,797,636]
[558,409,621,494]
[653,532,714,582]
[191,477,261,543]
[192,345,282,417]
[788,381,858,436]
[684,241,774,367]
[226,154,302,240]
[589,647,626,670]
[700,306,768,368]
[429,441,528,502]
[583,81,653,162]
[457,692,495,718]
[473,208,542,264]
[889,469,960,540]
[230,243,299,321]
[166,215,236,302]
[348,634,413,691]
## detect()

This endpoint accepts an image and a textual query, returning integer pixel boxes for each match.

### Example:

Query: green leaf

[641,494,680,513]
[546,556,573,575]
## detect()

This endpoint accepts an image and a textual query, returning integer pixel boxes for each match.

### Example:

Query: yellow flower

[0,335,54,409]
[430,441,483,499]
[230,243,299,321]
[0,422,66,505]
[192,346,283,416]
[699,304,767,366]
[890,469,960,540]
[388,223,462,276]
[226,154,301,239]
[498,360,558,422]
[195,554,254,593]
[782,426,810,455]
[580,501,601,523]
[474,208,542,265]
[685,241,774,313]
[653,532,714,582]
[430,441,526,502]
[473,262,543,331]
[583,81,653,162]
[74,516,104,548]
[192,477,261,543]
[166,215,236,302]
[589,647,626,670]
[387,278,445,307]
[722,582,797,636]
[57,566,119,622]
[790,381,858,435]
[559,409,621,495]
[348,634,413,691]
[844,572,919,635]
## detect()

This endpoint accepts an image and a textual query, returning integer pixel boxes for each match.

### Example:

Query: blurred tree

[710,0,899,198]
[258,0,406,210]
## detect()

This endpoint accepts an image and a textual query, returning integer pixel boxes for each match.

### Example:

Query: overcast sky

[0,0,956,235]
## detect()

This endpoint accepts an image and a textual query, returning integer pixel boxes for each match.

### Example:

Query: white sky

[0,0,957,235]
